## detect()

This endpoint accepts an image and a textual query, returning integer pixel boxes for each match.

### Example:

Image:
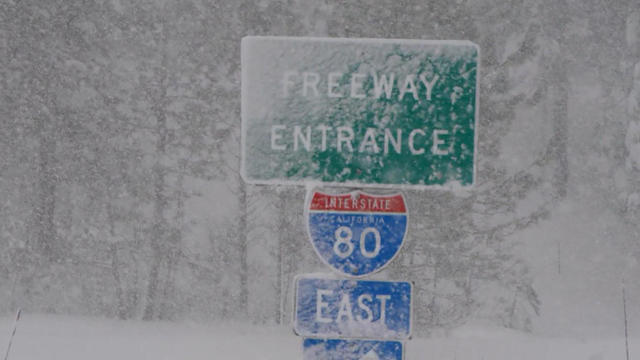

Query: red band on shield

[310,192,406,213]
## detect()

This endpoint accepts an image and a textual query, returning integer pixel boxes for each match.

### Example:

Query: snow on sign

[303,338,403,360]
[306,190,407,277]
[294,276,412,339]
[241,36,478,188]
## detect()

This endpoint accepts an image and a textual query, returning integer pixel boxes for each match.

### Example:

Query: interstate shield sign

[306,191,408,276]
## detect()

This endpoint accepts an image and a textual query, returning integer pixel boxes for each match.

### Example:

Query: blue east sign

[294,276,412,339]
[303,338,403,360]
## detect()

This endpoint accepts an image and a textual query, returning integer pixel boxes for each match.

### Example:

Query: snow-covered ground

[0,313,298,360]
[1,314,635,359]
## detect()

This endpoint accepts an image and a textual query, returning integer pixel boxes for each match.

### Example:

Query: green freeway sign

[241,36,478,188]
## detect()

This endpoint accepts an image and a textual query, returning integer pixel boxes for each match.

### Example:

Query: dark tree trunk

[143,83,169,321]
[275,188,286,324]
[108,204,128,320]
[110,243,127,320]
[550,57,569,200]
[143,138,167,320]
[34,114,57,262]
[237,174,249,319]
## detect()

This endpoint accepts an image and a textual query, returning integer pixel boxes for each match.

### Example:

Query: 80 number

[333,226,381,259]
